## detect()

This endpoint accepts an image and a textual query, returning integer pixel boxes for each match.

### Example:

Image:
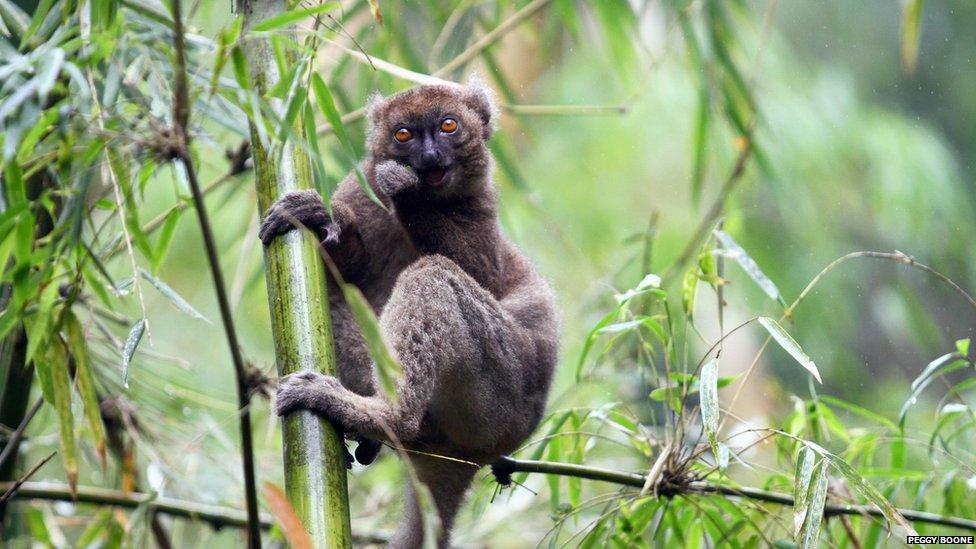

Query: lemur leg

[389,455,478,549]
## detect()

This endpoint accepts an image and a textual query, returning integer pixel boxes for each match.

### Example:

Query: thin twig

[492,457,976,532]
[0,397,43,471]
[169,1,261,546]
[0,452,56,504]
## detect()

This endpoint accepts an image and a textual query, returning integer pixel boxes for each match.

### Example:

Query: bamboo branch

[0,452,56,504]
[239,1,353,547]
[492,457,976,532]
[0,397,42,471]
[0,482,390,544]
[169,1,261,546]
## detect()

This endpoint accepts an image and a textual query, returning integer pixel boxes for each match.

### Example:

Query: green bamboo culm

[238,1,353,547]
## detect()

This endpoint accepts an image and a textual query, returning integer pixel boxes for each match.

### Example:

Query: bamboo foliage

[238,1,352,547]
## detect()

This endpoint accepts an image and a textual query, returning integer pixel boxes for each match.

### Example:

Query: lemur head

[366,77,497,195]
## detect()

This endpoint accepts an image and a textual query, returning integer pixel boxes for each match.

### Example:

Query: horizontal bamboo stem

[0,481,389,544]
[492,457,976,532]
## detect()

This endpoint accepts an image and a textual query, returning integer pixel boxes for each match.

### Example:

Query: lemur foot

[354,437,382,465]
[374,160,420,197]
[275,371,343,417]
[276,372,382,465]
[259,190,339,246]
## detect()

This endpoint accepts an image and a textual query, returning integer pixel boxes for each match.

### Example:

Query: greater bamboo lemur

[260,79,558,548]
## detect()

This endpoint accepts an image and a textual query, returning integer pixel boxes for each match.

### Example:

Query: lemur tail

[388,455,479,549]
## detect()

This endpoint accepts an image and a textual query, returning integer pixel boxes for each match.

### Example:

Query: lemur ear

[463,74,498,139]
[365,91,385,123]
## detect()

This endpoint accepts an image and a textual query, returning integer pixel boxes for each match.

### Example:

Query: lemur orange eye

[394,128,412,142]
[440,118,458,133]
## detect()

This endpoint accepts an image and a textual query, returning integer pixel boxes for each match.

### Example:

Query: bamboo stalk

[238,1,352,547]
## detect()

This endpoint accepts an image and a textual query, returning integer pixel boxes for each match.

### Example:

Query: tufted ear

[463,74,498,139]
[365,90,385,122]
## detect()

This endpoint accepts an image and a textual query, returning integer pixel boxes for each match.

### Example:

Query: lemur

[259,79,558,548]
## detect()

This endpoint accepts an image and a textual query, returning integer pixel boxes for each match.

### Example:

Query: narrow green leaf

[716,443,729,472]
[792,447,814,537]
[682,267,698,318]
[251,2,339,32]
[805,441,918,536]
[64,311,107,468]
[121,319,146,388]
[700,359,719,454]
[800,459,828,548]
[576,309,618,381]
[340,282,402,402]
[900,0,924,73]
[139,269,210,323]
[37,340,77,494]
[818,395,898,432]
[758,317,821,383]
[151,209,182,272]
[17,0,55,48]
[310,73,380,205]
[899,352,967,427]
[715,230,785,306]
[35,47,65,104]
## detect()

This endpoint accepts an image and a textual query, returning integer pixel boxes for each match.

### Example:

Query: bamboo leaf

[700,359,719,454]
[367,0,382,24]
[682,267,698,318]
[64,311,107,468]
[715,230,785,306]
[758,317,822,383]
[818,395,898,432]
[716,443,729,472]
[800,459,828,548]
[792,447,814,537]
[121,319,146,388]
[310,73,379,206]
[36,340,77,495]
[16,0,54,48]
[576,309,618,381]
[251,2,339,32]
[340,282,402,402]
[900,0,924,73]
[262,482,313,549]
[898,352,967,427]
[805,441,918,536]
[139,269,210,323]
[151,208,182,272]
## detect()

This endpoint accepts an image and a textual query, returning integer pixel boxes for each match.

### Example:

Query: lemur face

[366,82,496,195]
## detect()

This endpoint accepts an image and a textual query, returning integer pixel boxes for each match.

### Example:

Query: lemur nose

[421,149,441,166]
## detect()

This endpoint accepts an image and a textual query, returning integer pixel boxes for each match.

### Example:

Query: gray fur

[261,82,558,548]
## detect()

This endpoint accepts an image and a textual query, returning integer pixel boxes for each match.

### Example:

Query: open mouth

[420,166,449,187]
